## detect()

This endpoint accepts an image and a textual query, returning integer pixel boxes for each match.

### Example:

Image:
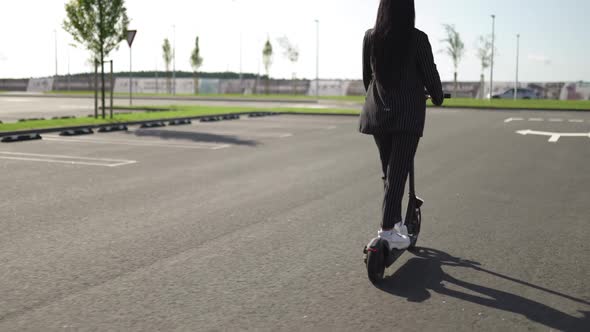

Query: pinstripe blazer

[359,28,443,136]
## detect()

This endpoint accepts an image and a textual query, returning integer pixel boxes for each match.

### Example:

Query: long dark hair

[373,0,416,89]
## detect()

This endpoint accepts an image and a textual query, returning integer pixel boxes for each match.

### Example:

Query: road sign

[126,30,137,47]
[516,129,590,143]
[126,30,137,106]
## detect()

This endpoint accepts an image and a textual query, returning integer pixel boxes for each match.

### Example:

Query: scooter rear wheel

[408,208,422,250]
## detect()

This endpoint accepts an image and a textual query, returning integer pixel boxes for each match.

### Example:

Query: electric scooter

[363,93,450,284]
[363,160,422,284]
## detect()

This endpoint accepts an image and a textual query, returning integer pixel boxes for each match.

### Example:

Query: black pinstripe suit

[359,28,443,229]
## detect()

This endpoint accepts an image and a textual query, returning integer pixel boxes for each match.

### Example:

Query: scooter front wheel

[364,238,387,284]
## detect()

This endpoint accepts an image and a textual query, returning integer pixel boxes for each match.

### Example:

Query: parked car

[492,88,540,99]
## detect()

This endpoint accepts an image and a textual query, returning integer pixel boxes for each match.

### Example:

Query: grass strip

[44,91,590,110]
[0,105,359,133]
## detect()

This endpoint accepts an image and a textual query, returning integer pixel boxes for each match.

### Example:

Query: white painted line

[529,118,544,122]
[0,152,136,167]
[516,130,590,143]
[0,156,135,167]
[325,125,338,130]
[0,98,29,102]
[549,118,564,122]
[504,117,524,123]
[43,135,228,150]
[210,144,231,150]
[279,133,293,138]
[192,129,294,138]
[429,110,459,114]
[568,119,584,123]
[59,105,93,109]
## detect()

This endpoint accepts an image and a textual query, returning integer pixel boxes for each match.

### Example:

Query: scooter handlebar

[425,93,452,100]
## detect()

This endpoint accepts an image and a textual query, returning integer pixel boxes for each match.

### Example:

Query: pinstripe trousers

[374,133,420,229]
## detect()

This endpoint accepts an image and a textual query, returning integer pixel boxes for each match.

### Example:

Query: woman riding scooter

[359,0,444,250]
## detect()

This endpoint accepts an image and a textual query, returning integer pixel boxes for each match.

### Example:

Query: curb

[168,119,192,126]
[98,125,128,132]
[0,111,264,139]
[1,133,42,143]
[60,128,94,136]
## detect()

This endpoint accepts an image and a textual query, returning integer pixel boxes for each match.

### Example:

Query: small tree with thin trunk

[191,36,203,94]
[262,38,273,94]
[277,36,299,95]
[476,35,493,99]
[162,38,172,94]
[441,24,465,97]
[64,0,129,119]
[190,36,203,95]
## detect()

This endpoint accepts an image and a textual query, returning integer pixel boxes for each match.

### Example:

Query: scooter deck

[363,238,406,268]
[385,248,405,268]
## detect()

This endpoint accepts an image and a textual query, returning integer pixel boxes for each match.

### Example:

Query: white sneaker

[394,222,408,236]
[378,229,410,250]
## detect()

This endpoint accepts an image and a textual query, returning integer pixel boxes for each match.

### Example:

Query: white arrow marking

[516,130,590,143]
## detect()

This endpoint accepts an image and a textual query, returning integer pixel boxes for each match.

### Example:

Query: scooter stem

[408,160,416,197]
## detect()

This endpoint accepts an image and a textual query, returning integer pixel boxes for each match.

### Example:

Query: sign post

[126,30,137,106]
[110,60,114,119]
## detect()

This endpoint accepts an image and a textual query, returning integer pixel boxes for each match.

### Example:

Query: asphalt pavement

[0,109,588,331]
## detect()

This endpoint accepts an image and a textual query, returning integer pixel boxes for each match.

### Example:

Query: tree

[162,38,172,94]
[64,0,129,119]
[441,24,465,97]
[476,35,493,99]
[277,37,299,95]
[190,36,203,95]
[262,38,273,94]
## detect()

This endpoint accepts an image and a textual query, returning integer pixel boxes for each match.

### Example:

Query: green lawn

[431,98,590,110]
[44,91,590,110]
[0,105,359,133]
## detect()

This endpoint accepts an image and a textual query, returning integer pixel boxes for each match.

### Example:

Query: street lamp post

[490,14,496,100]
[514,34,520,100]
[315,19,319,100]
[232,0,243,89]
[240,32,243,86]
[67,44,71,91]
[173,25,176,95]
[54,29,58,78]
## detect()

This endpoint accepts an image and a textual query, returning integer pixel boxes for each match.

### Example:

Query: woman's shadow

[376,247,589,332]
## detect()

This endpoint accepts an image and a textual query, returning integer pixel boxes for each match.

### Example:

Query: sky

[0,0,588,82]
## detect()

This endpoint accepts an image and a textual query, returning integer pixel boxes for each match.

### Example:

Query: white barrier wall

[199,79,221,94]
[560,82,590,100]
[307,80,352,97]
[4,76,586,100]
[27,78,54,92]
[114,78,195,94]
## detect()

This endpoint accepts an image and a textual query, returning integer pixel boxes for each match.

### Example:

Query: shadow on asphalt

[376,247,589,332]
[128,129,259,146]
